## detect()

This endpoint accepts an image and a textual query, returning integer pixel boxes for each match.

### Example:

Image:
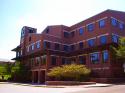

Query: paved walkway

[0,82,115,93]
[0,82,113,88]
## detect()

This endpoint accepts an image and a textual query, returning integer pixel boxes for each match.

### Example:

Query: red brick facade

[12,9,125,83]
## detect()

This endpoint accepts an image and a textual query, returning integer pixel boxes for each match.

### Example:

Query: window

[21,30,25,37]
[79,42,83,49]
[29,36,31,42]
[79,56,86,64]
[51,56,56,65]
[55,43,60,50]
[90,52,99,64]
[64,32,69,38]
[62,58,66,65]
[79,28,84,35]
[46,28,49,33]
[43,41,51,48]
[62,58,70,65]
[36,57,40,66]
[87,23,94,32]
[29,29,34,33]
[119,22,124,30]
[20,50,22,55]
[41,55,46,65]
[70,45,75,51]
[31,44,34,50]
[102,50,109,62]
[30,58,34,67]
[99,20,105,28]
[27,46,29,52]
[112,35,119,43]
[111,18,117,26]
[88,39,95,47]
[36,41,40,48]
[71,31,75,37]
[100,36,107,44]
[17,52,20,57]
[63,45,69,52]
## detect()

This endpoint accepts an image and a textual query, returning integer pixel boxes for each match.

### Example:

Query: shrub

[47,64,91,81]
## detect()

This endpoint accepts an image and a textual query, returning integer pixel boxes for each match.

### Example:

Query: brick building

[12,9,125,83]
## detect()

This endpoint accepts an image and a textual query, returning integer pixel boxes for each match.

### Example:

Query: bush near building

[47,64,91,81]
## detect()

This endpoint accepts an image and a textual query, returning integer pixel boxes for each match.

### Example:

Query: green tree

[47,64,91,81]
[11,61,31,82]
[0,65,6,79]
[5,63,12,75]
[112,37,125,60]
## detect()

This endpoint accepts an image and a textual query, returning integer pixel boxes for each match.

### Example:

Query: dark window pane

[88,24,94,32]
[51,56,56,65]
[71,31,75,37]
[62,58,65,65]
[88,39,95,47]
[36,57,40,66]
[112,35,119,43]
[79,42,83,49]
[99,20,105,28]
[62,58,70,65]
[63,45,69,52]
[43,41,51,48]
[79,56,86,64]
[111,18,117,26]
[29,36,31,42]
[102,50,108,62]
[119,22,124,30]
[79,28,84,35]
[46,28,49,33]
[90,52,99,64]
[29,29,34,33]
[70,45,75,51]
[64,32,69,38]
[55,43,60,50]
[100,36,107,44]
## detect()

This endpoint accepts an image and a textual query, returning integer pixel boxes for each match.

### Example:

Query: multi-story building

[12,9,125,83]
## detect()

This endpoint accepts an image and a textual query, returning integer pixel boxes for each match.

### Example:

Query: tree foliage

[0,65,7,76]
[47,64,91,81]
[11,61,30,82]
[112,37,125,59]
[0,63,12,80]
[0,61,30,82]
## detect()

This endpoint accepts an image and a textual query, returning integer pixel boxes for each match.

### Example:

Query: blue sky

[0,0,125,60]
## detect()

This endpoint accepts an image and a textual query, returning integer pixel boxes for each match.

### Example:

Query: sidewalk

[0,82,113,88]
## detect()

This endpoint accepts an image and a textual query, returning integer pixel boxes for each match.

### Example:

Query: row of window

[30,50,109,66]
[90,50,108,64]
[64,18,105,38]
[111,17,124,30]
[64,17,124,38]
[30,55,46,66]
[27,41,41,52]
[27,34,119,53]
[43,34,119,52]
[52,50,108,65]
